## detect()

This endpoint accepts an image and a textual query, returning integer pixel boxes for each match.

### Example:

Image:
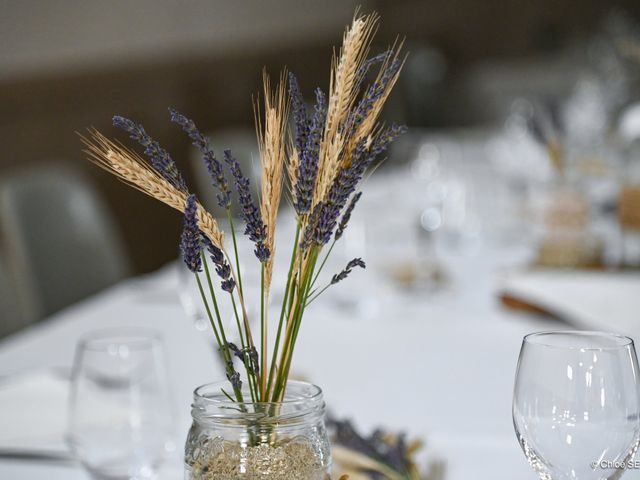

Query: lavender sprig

[335,191,362,240]
[308,140,368,246]
[226,362,242,390]
[341,57,402,139]
[228,342,260,375]
[355,50,392,87]
[331,258,366,285]
[168,108,231,209]
[294,88,327,214]
[112,115,188,192]
[180,194,203,273]
[288,72,309,156]
[306,257,366,307]
[201,235,236,293]
[300,200,324,250]
[327,417,414,477]
[311,124,406,245]
[223,149,270,262]
[370,123,408,158]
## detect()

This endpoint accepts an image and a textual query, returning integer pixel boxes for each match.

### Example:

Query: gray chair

[0,248,27,338]
[0,164,131,321]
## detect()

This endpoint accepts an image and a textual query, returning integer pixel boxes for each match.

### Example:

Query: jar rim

[191,380,325,426]
[193,380,323,407]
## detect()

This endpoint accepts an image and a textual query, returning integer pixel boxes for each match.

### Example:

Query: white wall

[0,0,360,80]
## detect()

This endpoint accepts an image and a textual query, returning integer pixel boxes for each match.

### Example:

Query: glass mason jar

[184,380,331,480]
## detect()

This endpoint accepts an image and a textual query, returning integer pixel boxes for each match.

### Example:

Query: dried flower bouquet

[83,11,404,408]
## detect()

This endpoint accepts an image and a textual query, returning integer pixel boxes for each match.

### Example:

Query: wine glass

[513,331,640,480]
[68,328,176,479]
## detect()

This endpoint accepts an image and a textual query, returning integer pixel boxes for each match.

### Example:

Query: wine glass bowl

[513,331,640,480]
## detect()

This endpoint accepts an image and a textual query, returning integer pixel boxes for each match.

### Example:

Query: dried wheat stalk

[256,71,288,289]
[81,130,224,248]
[314,12,379,206]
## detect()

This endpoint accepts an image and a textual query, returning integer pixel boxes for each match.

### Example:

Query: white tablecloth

[1,166,638,480]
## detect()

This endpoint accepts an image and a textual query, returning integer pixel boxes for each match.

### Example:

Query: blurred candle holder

[534,181,604,268]
[619,183,640,267]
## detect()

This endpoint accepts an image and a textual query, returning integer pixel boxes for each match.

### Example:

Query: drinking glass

[513,331,640,480]
[68,328,176,479]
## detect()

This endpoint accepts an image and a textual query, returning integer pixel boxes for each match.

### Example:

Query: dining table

[1,132,639,480]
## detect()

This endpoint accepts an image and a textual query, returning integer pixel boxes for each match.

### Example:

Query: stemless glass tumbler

[68,328,176,480]
[513,331,640,480]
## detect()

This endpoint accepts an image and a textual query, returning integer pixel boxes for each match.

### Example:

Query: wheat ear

[81,129,224,249]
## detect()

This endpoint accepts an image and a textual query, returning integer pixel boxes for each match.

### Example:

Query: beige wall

[1,0,638,274]
[0,0,359,81]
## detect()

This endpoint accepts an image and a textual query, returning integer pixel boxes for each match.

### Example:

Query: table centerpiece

[82,10,405,480]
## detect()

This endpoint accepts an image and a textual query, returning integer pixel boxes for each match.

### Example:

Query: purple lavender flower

[310,139,369,245]
[227,343,259,375]
[327,417,413,476]
[168,108,231,208]
[299,200,324,250]
[112,115,188,192]
[369,123,408,158]
[215,262,231,280]
[222,149,270,262]
[341,57,402,139]
[335,191,362,240]
[202,234,236,293]
[288,72,309,156]
[254,243,270,263]
[227,342,242,360]
[226,363,242,390]
[355,50,392,87]
[294,88,326,214]
[311,124,406,245]
[331,258,366,285]
[221,279,236,293]
[180,194,202,273]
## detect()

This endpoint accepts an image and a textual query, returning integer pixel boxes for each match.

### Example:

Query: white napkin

[0,369,70,456]
[499,270,640,338]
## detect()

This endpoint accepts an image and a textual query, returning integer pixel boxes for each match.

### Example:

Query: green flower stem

[201,251,256,403]
[224,213,260,399]
[195,267,243,403]
[266,222,300,397]
[260,263,267,400]
[309,238,336,289]
[220,388,236,403]
[271,246,319,402]
[305,282,332,306]
[222,214,255,369]
[282,257,318,392]
[229,292,257,403]
[227,211,244,295]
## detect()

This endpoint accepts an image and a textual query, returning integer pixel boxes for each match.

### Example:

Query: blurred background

[3,0,640,330]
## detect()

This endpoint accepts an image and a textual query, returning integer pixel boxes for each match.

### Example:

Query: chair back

[0,164,131,320]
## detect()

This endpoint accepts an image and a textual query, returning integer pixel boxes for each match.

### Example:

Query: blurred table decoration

[619,105,640,267]
[329,417,445,480]
[619,184,640,266]
[81,10,406,480]
[499,269,640,336]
